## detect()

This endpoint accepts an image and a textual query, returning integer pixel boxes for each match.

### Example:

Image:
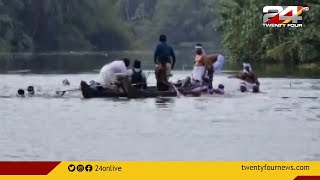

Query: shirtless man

[235,63,260,93]
[179,44,225,92]
[192,43,207,86]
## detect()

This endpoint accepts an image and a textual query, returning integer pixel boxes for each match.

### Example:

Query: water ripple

[1,74,320,161]
[274,108,294,112]
[306,118,320,122]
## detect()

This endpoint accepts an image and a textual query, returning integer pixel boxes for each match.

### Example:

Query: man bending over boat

[127,60,147,89]
[234,63,260,93]
[154,35,176,77]
[204,53,225,90]
[98,58,131,86]
[155,57,171,91]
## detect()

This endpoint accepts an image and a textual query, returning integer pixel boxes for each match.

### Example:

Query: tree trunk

[125,0,130,21]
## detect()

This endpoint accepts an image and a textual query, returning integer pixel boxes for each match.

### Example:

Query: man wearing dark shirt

[154,35,176,77]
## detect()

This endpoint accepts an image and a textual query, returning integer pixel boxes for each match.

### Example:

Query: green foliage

[120,0,221,48]
[217,0,320,64]
[1,0,222,52]
[0,0,132,52]
[1,0,318,67]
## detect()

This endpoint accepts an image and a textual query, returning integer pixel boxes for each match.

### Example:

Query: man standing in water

[235,63,260,93]
[180,44,225,94]
[192,43,207,86]
[155,57,171,91]
[154,35,176,77]
[178,44,210,91]
[205,53,225,90]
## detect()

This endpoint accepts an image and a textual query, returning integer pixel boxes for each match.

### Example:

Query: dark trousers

[207,66,214,89]
[157,83,170,91]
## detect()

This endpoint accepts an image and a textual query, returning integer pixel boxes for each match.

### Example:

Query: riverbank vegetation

[0,0,319,66]
[218,0,320,65]
[0,0,131,52]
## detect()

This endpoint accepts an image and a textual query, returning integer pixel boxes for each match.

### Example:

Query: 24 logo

[262,6,309,28]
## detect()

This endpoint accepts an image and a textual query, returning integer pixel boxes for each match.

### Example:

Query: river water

[0,71,320,161]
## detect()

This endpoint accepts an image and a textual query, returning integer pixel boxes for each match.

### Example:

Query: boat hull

[80,76,200,99]
[81,81,179,99]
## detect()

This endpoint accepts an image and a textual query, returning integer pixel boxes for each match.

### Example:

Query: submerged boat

[81,81,126,98]
[80,76,199,99]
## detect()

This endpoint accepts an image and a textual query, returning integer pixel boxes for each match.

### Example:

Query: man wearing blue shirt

[154,35,176,77]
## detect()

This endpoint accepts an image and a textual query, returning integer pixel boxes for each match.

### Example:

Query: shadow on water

[79,96,175,109]
[0,95,11,99]
[155,97,175,109]
[311,85,320,90]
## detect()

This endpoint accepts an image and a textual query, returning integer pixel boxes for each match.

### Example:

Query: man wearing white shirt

[98,58,131,86]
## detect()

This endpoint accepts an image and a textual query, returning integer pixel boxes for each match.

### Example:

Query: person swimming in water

[63,79,70,86]
[191,84,225,95]
[27,86,35,96]
[235,63,260,93]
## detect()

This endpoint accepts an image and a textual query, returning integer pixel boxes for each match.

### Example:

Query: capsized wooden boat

[81,81,126,98]
[80,76,200,99]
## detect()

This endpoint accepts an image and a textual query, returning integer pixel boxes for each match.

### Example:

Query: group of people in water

[92,34,260,95]
[16,35,260,97]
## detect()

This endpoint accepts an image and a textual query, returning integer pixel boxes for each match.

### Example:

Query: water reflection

[311,85,320,90]
[155,97,174,109]
[274,107,293,112]
[1,52,320,78]
[314,154,320,160]
[193,98,209,111]
[306,118,320,122]
[111,97,130,102]
[0,95,11,99]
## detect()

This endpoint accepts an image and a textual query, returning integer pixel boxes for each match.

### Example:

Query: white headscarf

[195,45,203,49]
[195,44,206,54]
[243,63,252,74]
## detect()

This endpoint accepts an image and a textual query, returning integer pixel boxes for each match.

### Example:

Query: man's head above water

[243,63,252,73]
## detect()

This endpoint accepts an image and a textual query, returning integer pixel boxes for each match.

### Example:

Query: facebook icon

[85,165,93,172]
